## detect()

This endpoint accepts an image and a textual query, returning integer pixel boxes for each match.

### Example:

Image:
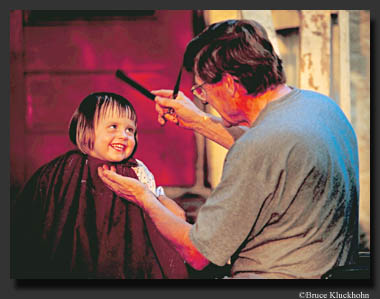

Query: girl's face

[89,111,136,162]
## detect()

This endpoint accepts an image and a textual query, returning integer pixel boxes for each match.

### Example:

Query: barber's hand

[98,165,154,209]
[152,89,206,129]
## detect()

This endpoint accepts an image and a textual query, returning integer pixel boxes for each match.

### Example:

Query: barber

[98,19,359,279]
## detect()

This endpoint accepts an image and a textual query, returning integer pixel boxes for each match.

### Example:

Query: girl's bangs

[96,96,136,123]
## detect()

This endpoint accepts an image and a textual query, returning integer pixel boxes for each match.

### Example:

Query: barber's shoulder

[230,125,274,151]
[230,124,314,160]
[225,128,266,164]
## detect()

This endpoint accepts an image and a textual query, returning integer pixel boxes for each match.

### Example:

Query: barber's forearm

[193,113,247,149]
[142,192,209,270]
[157,195,186,221]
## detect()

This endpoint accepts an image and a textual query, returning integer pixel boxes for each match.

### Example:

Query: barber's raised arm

[153,90,247,149]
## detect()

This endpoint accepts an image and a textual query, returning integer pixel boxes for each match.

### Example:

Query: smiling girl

[12,92,187,279]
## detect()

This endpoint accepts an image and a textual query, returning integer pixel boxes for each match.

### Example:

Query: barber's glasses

[191,82,208,105]
[172,64,209,105]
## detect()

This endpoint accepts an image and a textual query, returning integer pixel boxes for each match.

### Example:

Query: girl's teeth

[112,144,125,150]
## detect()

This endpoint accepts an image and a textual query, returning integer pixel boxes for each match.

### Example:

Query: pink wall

[11,10,197,189]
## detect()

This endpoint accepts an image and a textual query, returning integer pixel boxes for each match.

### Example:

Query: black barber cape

[11,150,188,279]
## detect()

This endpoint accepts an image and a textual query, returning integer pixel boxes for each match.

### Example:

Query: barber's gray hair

[183,19,286,96]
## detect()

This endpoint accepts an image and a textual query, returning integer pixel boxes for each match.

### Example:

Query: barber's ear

[224,73,239,96]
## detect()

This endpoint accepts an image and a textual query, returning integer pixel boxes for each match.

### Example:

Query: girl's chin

[108,152,132,162]
[109,156,126,162]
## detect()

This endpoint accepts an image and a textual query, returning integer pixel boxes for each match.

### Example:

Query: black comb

[115,70,155,101]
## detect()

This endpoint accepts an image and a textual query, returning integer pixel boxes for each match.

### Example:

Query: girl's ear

[128,130,138,159]
[135,132,139,143]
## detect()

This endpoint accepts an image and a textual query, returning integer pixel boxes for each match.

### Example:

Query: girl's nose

[118,130,128,139]
[118,129,134,139]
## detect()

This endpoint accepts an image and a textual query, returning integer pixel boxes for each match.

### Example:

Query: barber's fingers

[155,102,166,116]
[157,111,179,126]
[157,114,166,126]
[155,100,179,126]
[98,167,120,193]
[99,166,139,198]
[163,112,179,125]
[101,164,117,172]
[151,89,175,98]
[154,96,178,110]
[155,102,168,125]
[99,166,118,182]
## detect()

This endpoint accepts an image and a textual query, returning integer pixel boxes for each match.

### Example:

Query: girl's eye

[109,125,117,129]
[127,128,135,133]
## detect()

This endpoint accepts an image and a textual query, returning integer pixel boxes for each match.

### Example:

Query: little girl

[12,92,187,279]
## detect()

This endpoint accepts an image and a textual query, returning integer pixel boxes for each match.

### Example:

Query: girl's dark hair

[183,19,286,96]
[69,92,138,157]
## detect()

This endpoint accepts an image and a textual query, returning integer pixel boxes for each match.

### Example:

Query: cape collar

[86,155,138,169]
